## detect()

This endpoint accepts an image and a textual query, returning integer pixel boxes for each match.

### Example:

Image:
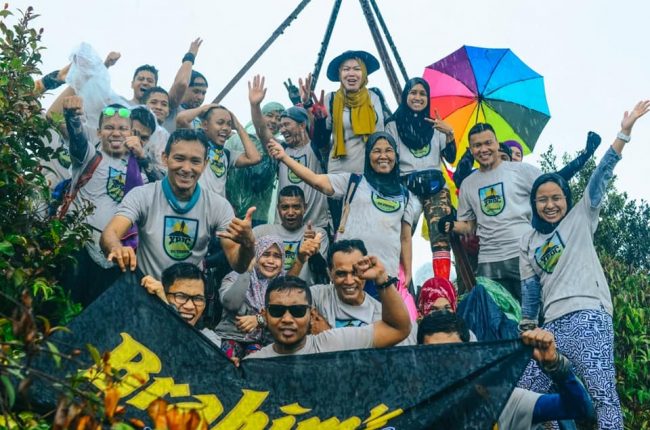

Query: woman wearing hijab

[214,235,285,359]
[306,50,388,175]
[385,78,456,280]
[267,131,417,282]
[417,277,457,319]
[517,100,650,429]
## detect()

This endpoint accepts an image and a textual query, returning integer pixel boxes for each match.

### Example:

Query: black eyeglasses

[267,304,310,318]
[166,292,206,307]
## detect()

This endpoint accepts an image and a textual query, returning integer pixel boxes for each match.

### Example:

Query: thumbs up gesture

[303,220,315,240]
[298,231,322,263]
[218,206,256,248]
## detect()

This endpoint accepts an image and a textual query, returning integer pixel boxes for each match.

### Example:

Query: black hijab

[364,132,403,197]
[530,173,573,234]
[386,77,434,150]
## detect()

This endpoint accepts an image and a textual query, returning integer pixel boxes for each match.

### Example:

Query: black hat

[326,50,380,82]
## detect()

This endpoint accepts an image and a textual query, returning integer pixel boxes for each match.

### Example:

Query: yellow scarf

[332,60,376,157]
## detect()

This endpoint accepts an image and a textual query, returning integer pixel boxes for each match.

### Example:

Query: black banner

[31,273,531,429]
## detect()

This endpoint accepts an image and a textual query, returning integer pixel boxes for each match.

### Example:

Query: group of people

[34,39,649,429]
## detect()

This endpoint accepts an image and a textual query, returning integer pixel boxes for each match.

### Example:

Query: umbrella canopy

[424,45,550,164]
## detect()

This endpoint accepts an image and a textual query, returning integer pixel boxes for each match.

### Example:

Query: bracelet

[42,70,65,91]
[256,313,266,328]
[616,131,631,143]
[376,275,398,290]
[182,52,196,64]
[302,99,314,109]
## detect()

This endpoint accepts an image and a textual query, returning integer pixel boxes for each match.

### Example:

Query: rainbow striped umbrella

[424,45,550,165]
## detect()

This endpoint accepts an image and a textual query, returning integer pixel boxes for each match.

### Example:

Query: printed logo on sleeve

[208,147,227,178]
[478,182,506,216]
[163,216,199,261]
[371,193,402,213]
[408,143,431,159]
[288,155,307,184]
[335,319,367,328]
[106,166,126,203]
[534,232,566,274]
[283,240,301,270]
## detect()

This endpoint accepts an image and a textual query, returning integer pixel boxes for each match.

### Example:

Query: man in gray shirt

[440,123,541,300]
[100,129,256,279]
[254,185,329,285]
[246,255,411,359]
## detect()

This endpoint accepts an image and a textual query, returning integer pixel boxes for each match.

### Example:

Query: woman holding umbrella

[267,131,417,289]
[517,100,650,429]
[385,77,456,280]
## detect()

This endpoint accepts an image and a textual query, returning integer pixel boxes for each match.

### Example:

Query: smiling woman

[214,235,286,360]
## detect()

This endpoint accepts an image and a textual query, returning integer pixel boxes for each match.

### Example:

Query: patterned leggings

[517,309,623,429]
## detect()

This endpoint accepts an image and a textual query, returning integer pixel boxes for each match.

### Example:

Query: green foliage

[539,145,650,428]
[0,6,90,324]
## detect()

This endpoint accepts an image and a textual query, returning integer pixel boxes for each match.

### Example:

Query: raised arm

[100,215,136,272]
[588,100,650,208]
[62,96,89,162]
[168,38,202,110]
[267,139,334,196]
[248,74,275,145]
[175,103,216,129]
[426,110,456,164]
[556,131,601,182]
[231,111,261,167]
[354,256,411,348]
[287,231,323,277]
[217,207,256,274]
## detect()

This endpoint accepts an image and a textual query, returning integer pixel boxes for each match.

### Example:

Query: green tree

[539,145,650,428]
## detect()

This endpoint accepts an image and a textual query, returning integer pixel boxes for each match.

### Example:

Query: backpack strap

[57,151,103,219]
[337,173,362,234]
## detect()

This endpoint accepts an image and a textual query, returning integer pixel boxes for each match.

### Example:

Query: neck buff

[386,77,434,150]
[332,59,376,157]
[530,173,573,234]
[363,131,403,197]
[161,176,201,214]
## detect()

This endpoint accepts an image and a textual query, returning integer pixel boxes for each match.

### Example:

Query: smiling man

[439,123,541,301]
[100,128,256,280]
[246,258,411,358]
[249,75,330,230]
[254,186,329,284]
[129,65,158,105]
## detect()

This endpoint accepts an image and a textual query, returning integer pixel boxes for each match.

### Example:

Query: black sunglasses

[267,304,310,318]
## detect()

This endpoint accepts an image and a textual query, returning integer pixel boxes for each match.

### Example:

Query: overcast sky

[15,0,650,279]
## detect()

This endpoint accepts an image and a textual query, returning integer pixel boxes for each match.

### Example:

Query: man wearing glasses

[245,256,411,359]
[62,98,155,305]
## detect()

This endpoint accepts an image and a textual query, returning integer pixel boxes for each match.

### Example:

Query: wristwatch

[376,275,399,289]
[256,314,266,328]
[616,131,631,143]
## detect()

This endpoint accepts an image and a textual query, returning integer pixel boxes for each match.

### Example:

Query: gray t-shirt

[457,161,541,263]
[253,223,329,284]
[385,121,449,176]
[245,324,374,359]
[324,90,386,174]
[310,284,381,328]
[519,184,613,323]
[72,145,136,233]
[198,144,242,198]
[329,174,419,275]
[497,388,542,430]
[114,181,234,278]
[213,271,266,343]
[278,142,330,229]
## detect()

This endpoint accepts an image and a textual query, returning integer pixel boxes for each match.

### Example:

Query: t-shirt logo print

[163,216,199,261]
[534,231,566,274]
[208,147,226,178]
[106,166,126,203]
[283,240,300,270]
[408,143,431,158]
[371,193,401,213]
[288,155,307,184]
[479,182,505,216]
